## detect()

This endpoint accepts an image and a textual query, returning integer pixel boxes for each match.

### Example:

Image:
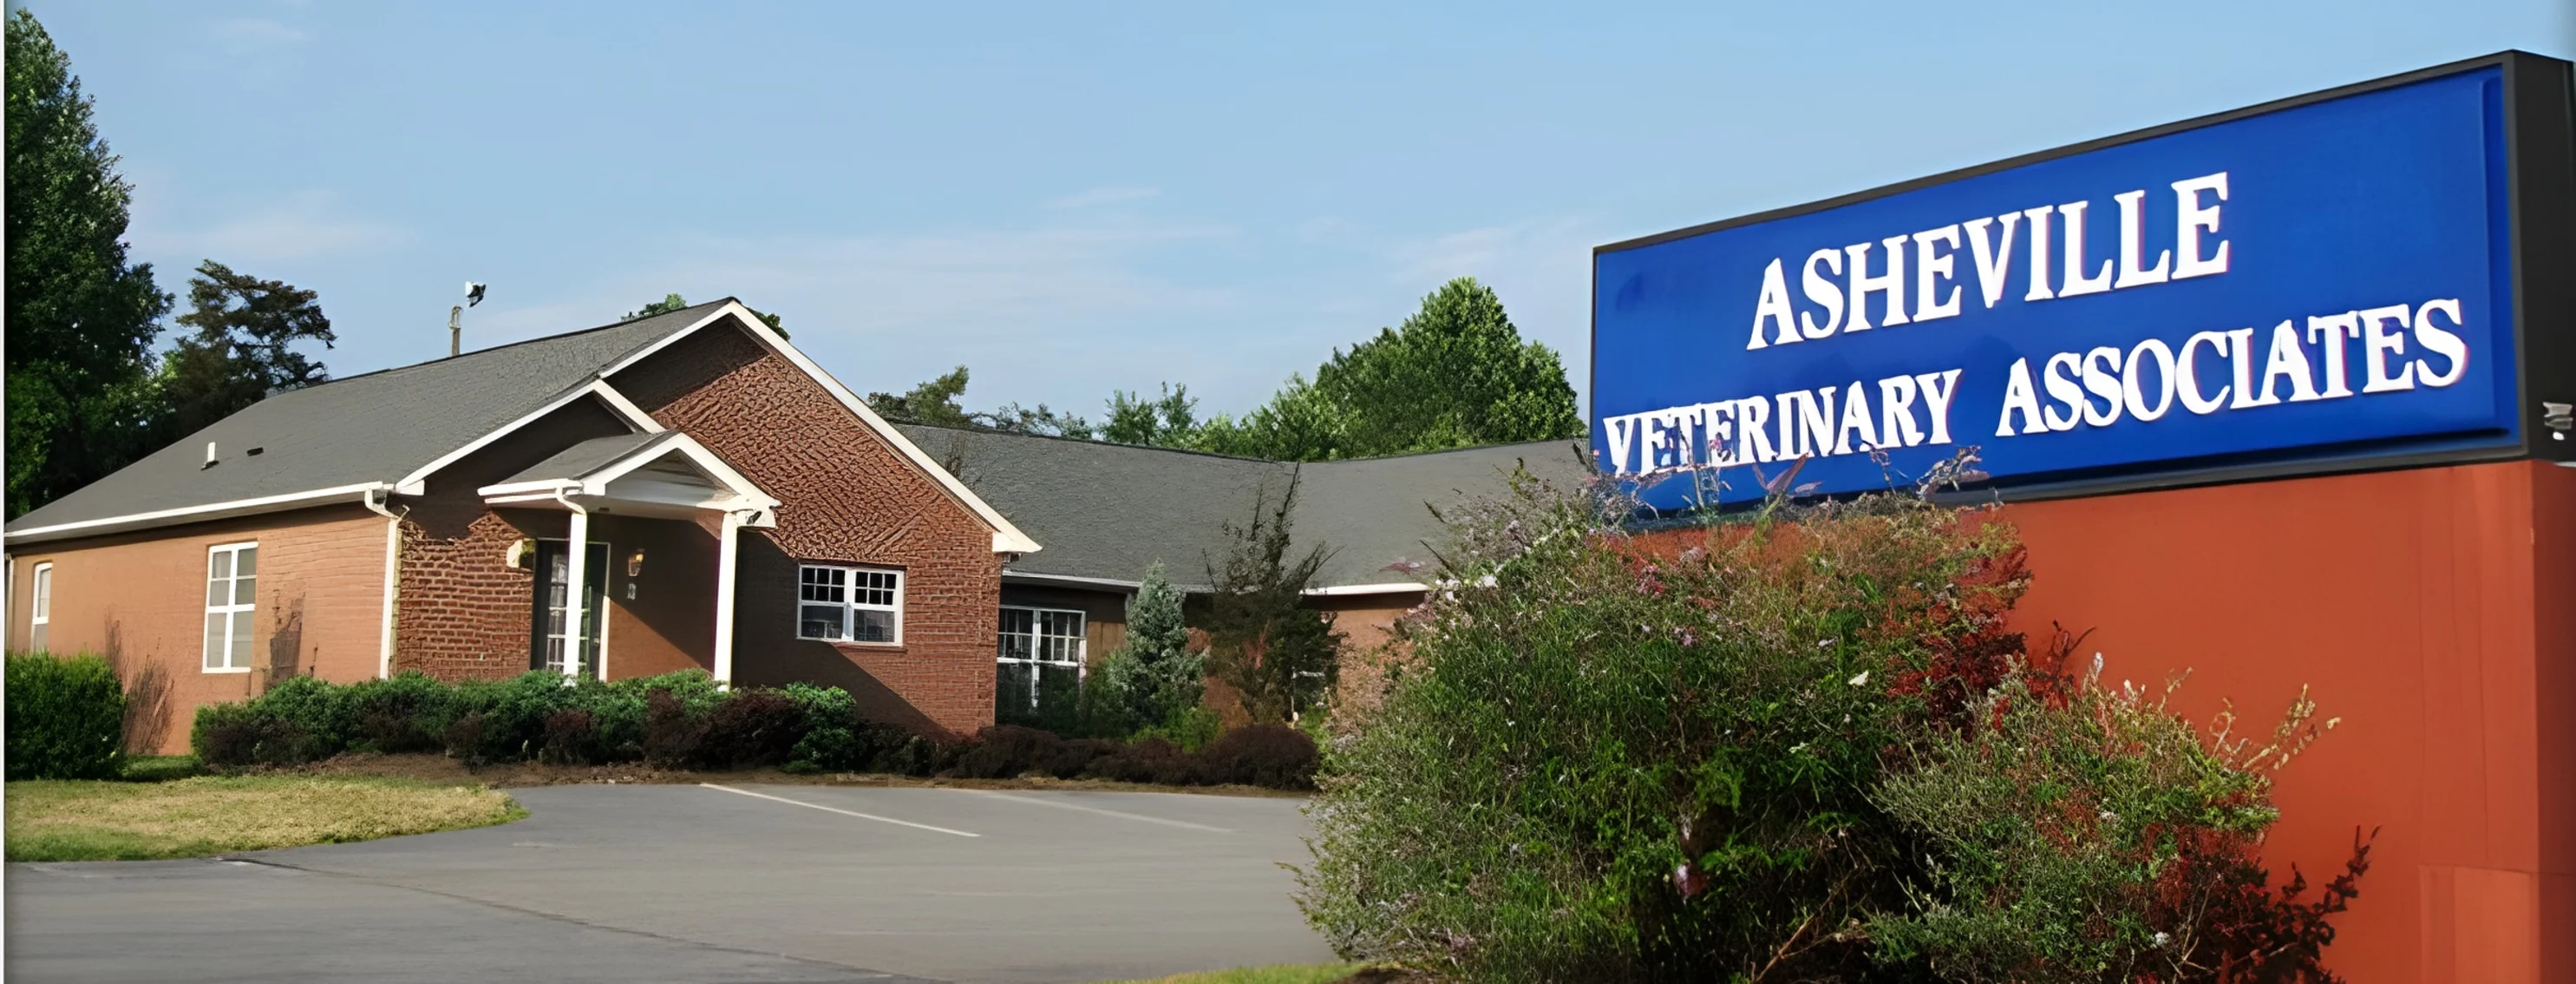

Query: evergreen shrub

[6,653,127,779]
[184,668,1317,788]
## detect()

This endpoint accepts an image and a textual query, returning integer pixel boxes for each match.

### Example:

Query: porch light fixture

[627,548,645,577]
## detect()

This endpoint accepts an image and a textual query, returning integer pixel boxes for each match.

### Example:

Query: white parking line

[950,790,1232,833]
[698,784,980,837]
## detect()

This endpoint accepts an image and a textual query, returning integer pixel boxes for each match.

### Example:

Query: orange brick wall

[7,504,390,753]
[609,319,1004,736]
[1998,460,2574,984]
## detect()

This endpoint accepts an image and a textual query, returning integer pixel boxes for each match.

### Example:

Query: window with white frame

[797,564,900,644]
[29,561,52,653]
[203,543,258,672]
[996,606,1086,714]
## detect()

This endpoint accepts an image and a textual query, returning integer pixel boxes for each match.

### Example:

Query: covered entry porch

[477,430,777,684]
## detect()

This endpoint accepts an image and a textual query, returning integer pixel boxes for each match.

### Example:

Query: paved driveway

[6,784,1337,983]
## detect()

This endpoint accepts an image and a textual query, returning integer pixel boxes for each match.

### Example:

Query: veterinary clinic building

[2,298,1581,748]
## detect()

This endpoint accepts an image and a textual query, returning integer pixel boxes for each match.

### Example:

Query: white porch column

[561,499,591,680]
[711,508,750,687]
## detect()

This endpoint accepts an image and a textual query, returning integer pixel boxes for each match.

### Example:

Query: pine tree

[1202,470,1344,723]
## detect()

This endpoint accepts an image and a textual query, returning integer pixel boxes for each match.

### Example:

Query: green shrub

[6,653,127,779]
[1871,673,2369,983]
[1292,471,2371,982]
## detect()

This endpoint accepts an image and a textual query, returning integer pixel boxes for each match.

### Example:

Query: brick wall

[391,398,629,679]
[609,318,1004,736]
[7,504,389,754]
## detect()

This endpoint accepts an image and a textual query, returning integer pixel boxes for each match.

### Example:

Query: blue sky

[26,1,2572,419]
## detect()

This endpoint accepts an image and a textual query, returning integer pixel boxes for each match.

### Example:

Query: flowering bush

[1293,469,2370,982]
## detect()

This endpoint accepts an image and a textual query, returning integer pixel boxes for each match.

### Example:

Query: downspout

[360,487,405,679]
[550,487,592,681]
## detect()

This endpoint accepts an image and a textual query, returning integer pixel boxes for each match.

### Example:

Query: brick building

[3,299,1582,751]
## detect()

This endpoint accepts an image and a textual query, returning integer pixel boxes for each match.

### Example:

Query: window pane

[999,608,1032,633]
[800,566,845,603]
[208,572,231,607]
[998,633,1032,661]
[206,613,228,668]
[853,609,897,643]
[800,603,846,640]
[33,567,49,616]
[233,575,257,607]
[234,547,256,576]
[229,610,253,668]
[29,625,46,653]
[211,550,232,581]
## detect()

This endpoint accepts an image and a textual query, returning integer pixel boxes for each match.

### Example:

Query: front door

[532,540,610,678]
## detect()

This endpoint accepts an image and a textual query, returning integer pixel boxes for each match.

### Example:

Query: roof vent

[202,442,219,469]
[245,446,265,456]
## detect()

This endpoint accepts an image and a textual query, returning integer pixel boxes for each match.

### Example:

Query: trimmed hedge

[5,653,127,780]
[190,670,1317,789]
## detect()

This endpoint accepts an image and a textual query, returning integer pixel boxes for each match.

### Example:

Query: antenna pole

[449,305,462,358]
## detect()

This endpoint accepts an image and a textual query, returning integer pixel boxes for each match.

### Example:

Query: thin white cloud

[1044,186,1160,209]
[129,190,409,267]
[212,17,308,55]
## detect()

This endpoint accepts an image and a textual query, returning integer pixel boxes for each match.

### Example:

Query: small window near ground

[996,606,1087,718]
[29,561,51,653]
[797,564,901,644]
[203,543,258,672]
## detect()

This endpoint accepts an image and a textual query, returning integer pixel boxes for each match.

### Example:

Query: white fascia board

[394,380,662,495]
[1303,581,1430,597]
[1000,570,1145,591]
[3,483,393,546]
[582,433,779,509]
[603,301,1043,555]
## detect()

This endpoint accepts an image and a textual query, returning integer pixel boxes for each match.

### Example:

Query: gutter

[3,482,397,547]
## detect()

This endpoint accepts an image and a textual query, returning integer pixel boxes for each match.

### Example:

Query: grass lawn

[1108,965,1368,984]
[5,775,524,862]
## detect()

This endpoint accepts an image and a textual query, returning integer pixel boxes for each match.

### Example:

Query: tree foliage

[151,260,337,443]
[6,10,172,517]
[1202,470,1343,724]
[622,292,788,338]
[866,364,1095,438]
[1102,383,1202,446]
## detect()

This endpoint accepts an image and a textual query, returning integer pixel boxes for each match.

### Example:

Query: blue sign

[1592,65,2519,507]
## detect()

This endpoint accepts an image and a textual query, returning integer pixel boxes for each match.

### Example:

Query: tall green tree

[6,10,172,516]
[152,261,336,443]
[1202,470,1342,723]
[1112,278,1583,461]
[1101,383,1201,446]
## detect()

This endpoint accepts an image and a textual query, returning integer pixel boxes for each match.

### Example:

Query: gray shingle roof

[896,424,1594,590]
[498,432,670,486]
[7,300,730,534]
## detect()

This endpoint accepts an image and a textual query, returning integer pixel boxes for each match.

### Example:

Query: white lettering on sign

[1743,172,2233,351]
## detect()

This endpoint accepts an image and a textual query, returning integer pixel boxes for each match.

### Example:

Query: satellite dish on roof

[464,282,487,307]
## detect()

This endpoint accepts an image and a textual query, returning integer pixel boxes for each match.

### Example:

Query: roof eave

[2,482,394,547]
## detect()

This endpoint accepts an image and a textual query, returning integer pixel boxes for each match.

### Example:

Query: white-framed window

[29,561,52,653]
[797,564,901,644]
[203,542,258,672]
[996,606,1087,714]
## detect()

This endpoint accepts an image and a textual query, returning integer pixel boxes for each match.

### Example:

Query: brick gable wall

[390,398,631,679]
[608,320,1002,736]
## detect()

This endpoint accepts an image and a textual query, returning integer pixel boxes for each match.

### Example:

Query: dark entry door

[531,541,610,678]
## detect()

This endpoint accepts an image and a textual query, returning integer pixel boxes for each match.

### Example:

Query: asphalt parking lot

[5,784,1337,983]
